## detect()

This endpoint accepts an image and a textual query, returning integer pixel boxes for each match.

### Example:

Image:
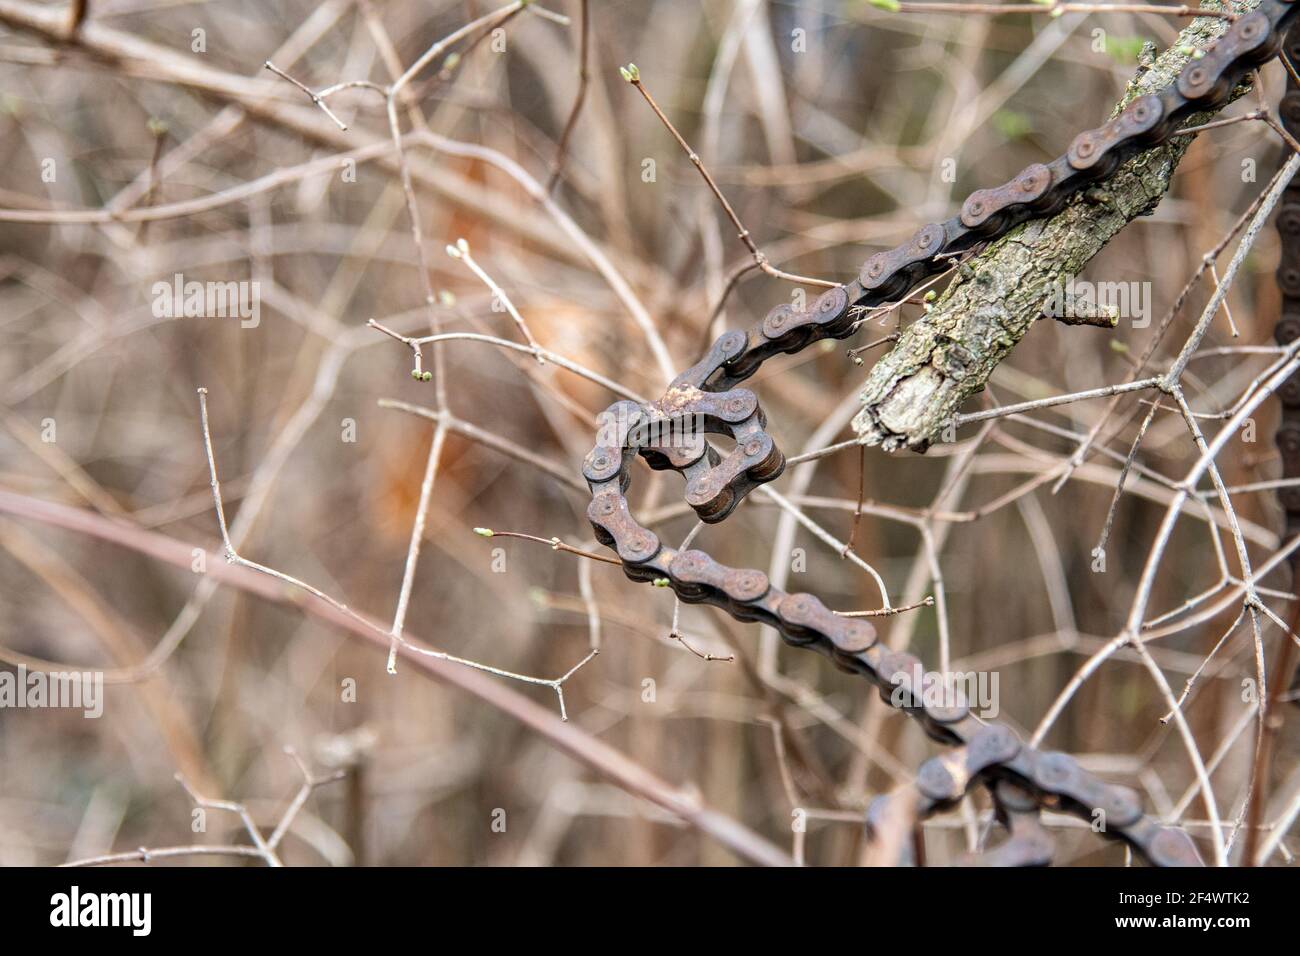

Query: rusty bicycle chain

[582,2,1300,866]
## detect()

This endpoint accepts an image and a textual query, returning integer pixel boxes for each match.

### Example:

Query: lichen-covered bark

[852,1,1253,452]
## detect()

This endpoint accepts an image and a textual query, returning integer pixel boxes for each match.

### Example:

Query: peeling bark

[852,1,1253,452]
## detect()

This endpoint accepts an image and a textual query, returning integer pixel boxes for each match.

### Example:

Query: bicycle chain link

[583,1,1300,866]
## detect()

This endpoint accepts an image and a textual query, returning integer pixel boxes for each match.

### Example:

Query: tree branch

[853,2,1256,451]
[0,487,793,868]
